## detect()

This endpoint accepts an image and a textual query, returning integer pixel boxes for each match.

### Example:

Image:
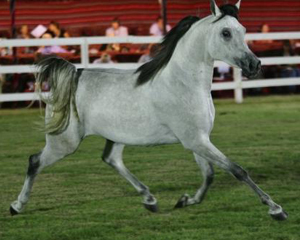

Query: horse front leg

[175,153,214,208]
[102,140,158,212]
[182,135,288,221]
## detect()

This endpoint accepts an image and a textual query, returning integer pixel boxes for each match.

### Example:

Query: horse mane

[135,16,200,86]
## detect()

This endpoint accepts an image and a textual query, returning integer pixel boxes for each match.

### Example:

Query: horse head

[207,0,261,78]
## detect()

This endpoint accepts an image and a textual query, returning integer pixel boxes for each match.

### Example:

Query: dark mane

[135,16,200,86]
[214,4,239,22]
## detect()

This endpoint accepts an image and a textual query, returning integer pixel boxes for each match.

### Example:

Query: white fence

[1,32,300,103]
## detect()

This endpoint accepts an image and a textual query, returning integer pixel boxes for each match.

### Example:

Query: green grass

[0,95,300,240]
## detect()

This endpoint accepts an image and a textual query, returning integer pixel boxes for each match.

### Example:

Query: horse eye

[222,30,232,39]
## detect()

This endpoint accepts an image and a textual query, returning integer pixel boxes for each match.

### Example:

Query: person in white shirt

[106,18,128,37]
[149,16,171,36]
[105,18,128,51]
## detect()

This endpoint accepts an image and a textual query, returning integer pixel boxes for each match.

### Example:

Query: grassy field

[0,96,300,240]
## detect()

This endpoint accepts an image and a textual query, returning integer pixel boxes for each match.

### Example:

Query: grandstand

[0,0,300,37]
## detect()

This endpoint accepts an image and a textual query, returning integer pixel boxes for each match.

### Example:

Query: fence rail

[1,32,300,103]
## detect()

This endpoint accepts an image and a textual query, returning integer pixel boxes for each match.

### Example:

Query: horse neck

[162,17,215,92]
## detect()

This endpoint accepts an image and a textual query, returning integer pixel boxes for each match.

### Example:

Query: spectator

[48,21,70,38]
[261,23,271,33]
[0,32,11,56]
[105,18,128,37]
[216,65,231,80]
[17,25,35,54]
[149,16,171,36]
[290,39,300,54]
[17,25,31,39]
[37,33,69,54]
[0,46,10,56]
[283,40,294,56]
[257,23,273,44]
[280,40,299,93]
[93,53,114,64]
[138,44,159,63]
[105,18,128,52]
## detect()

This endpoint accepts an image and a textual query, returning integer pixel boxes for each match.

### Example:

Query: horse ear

[210,0,222,16]
[235,0,241,10]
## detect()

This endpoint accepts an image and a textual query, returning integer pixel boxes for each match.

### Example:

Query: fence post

[233,68,243,103]
[80,38,89,68]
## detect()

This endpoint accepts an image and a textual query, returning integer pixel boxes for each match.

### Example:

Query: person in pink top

[37,33,68,55]
[149,16,171,36]
[105,18,128,37]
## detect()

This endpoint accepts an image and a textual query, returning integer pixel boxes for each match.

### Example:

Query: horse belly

[88,115,178,145]
[82,97,178,145]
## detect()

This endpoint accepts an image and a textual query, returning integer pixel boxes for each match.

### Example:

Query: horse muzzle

[237,53,261,79]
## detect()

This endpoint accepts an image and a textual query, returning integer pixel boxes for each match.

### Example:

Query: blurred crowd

[0,16,170,103]
[0,19,300,107]
[0,17,169,57]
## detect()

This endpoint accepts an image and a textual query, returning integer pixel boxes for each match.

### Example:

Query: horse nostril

[249,60,260,73]
[249,61,255,72]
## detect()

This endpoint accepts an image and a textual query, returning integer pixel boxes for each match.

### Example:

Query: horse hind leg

[175,153,214,208]
[102,140,158,212]
[10,125,82,215]
[10,152,42,215]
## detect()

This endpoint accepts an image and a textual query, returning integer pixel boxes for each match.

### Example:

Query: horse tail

[35,56,79,135]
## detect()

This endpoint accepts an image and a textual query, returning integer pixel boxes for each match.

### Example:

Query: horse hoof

[10,206,19,216]
[174,194,189,209]
[270,210,288,221]
[144,203,159,213]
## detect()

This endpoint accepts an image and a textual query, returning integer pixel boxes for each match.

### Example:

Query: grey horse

[10,0,287,220]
